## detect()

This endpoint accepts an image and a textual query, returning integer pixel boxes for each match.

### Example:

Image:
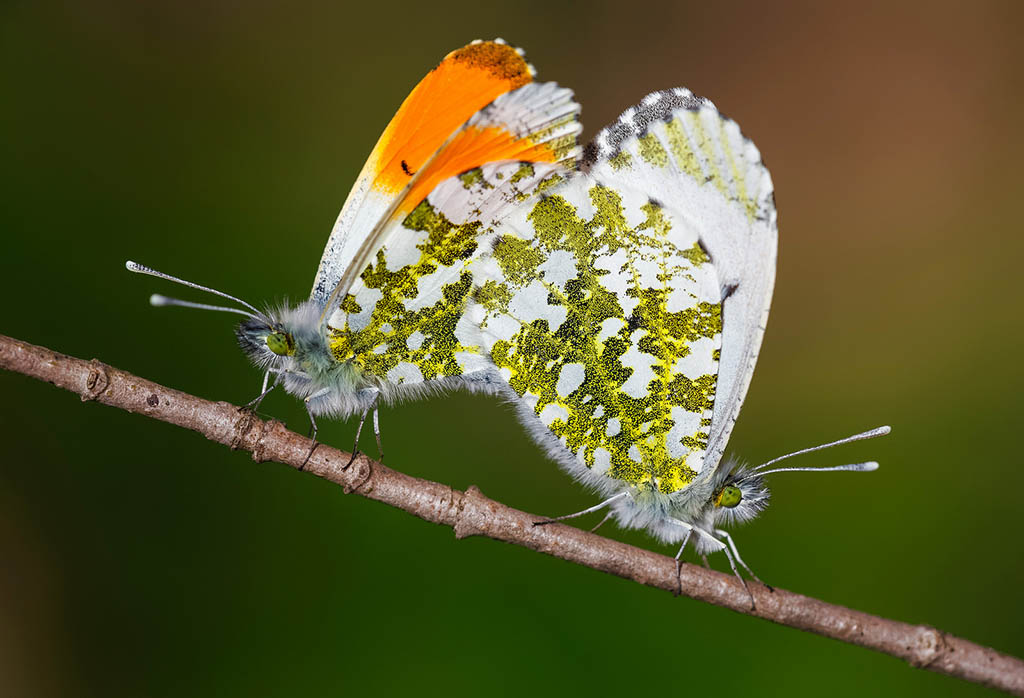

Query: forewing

[470,175,723,495]
[324,159,572,390]
[585,89,777,472]
[312,40,580,314]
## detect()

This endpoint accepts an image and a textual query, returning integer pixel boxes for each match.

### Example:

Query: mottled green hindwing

[585,90,777,471]
[472,176,723,494]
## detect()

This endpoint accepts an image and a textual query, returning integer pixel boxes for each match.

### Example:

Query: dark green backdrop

[2,2,1022,696]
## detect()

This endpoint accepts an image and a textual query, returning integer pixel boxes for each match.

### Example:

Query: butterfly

[128,39,582,454]
[127,39,888,589]
[459,87,889,593]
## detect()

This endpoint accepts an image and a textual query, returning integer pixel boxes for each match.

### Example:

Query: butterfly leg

[673,528,693,597]
[715,528,772,592]
[668,519,752,605]
[346,389,381,468]
[372,405,384,462]
[589,511,615,533]
[346,407,369,469]
[532,491,628,527]
[241,370,276,411]
[300,388,331,471]
[715,536,756,610]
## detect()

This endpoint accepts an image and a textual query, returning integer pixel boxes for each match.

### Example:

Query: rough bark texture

[2,332,1022,695]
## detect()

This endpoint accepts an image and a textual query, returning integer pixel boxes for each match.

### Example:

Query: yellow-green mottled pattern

[637,133,669,168]
[327,200,483,382]
[477,183,722,493]
[685,110,729,199]
[515,171,563,202]
[458,169,491,190]
[717,121,758,221]
[660,112,757,221]
[607,150,632,171]
[664,117,704,181]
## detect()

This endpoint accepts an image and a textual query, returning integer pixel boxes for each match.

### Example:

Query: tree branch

[2,332,1021,695]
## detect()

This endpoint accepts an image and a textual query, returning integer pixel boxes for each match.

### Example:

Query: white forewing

[311,151,390,308]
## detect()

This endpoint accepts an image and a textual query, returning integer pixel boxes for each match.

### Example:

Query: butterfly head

[235,315,294,368]
[701,426,892,528]
[234,300,323,371]
[707,461,771,527]
[126,261,335,380]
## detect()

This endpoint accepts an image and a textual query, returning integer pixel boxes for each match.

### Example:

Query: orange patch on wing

[401,125,560,215]
[368,41,534,196]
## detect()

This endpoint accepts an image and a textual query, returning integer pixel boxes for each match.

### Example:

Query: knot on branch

[342,456,373,495]
[453,485,487,540]
[908,625,952,669]
[82,360,110,402]
[232,409,267,456]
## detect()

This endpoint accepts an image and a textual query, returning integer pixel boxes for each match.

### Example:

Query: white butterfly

[127,39,581,456]
[460,88,888,591]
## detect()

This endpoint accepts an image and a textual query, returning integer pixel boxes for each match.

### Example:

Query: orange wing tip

[453,40,535,84]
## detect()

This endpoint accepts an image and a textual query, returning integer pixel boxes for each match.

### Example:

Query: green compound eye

[715,485,742,509]
[265,331,295,356]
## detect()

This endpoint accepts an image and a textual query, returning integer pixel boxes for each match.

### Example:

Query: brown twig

[2,332,1022,695]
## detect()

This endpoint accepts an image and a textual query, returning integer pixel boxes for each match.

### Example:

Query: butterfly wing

[584,90,777,473]
[469,173,724,495]
[312,39,577,315]
[469,89,776,493]
[324,82,581,393]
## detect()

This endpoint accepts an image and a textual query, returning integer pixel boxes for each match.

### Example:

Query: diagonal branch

[2,332,1022,695]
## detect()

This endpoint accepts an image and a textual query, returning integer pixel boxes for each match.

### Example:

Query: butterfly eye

[266,331,295,356]
[715,485,742,509]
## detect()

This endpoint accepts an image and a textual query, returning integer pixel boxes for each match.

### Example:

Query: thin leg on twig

[372,407,384,462]
[589,511,615,533]
[673,530,693,597]
[240,371,275,411]
[346,391,381,469]
[346,407,369,470]
[300,388,330,471]
[716,528,772,591]
[533,491,628,527]
[721,543,756,610]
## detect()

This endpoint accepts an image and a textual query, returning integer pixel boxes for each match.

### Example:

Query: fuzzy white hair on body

[509,371,890,569]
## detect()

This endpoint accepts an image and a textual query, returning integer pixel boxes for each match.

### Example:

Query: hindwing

[470,175,723,494]
[585,89,777,475]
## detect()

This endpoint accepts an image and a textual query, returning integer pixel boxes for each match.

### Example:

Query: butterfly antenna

[757,461,879,477]
[126,261,272,325]
[752,426,890,473]
[149,294,262,320]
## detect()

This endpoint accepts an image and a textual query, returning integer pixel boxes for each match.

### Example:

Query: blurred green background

[2,1,1023,696]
